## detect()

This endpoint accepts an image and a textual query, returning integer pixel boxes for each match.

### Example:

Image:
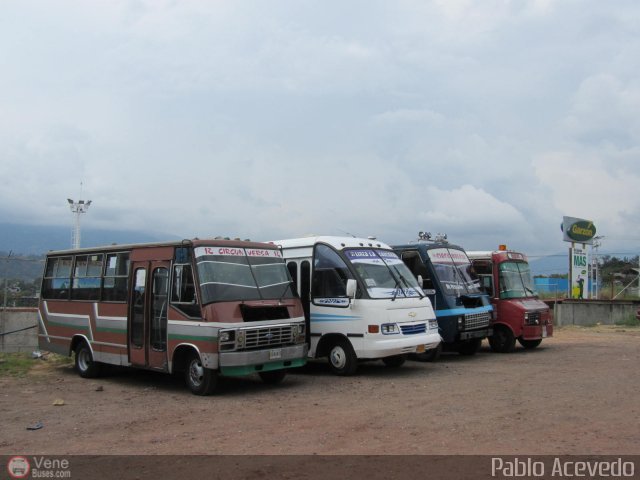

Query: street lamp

[67,198,92,249]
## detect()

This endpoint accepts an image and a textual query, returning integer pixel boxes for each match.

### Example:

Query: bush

[615,315,640,327]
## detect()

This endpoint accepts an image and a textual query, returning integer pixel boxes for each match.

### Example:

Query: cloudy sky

[1,0,639,257]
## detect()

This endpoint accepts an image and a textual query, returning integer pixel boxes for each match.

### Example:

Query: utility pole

[1,251,12,350]
[592,236,603,299]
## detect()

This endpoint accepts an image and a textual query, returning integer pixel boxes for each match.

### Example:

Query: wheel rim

[496,330,507,348]
[330,346,346,369]
[78,349,91,371]
[189,359,204,387]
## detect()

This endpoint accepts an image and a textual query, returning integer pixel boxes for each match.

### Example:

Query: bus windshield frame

[426,247,482,296]
[344,248,423,300]
[498,260,537,299]
[195,246,295,304]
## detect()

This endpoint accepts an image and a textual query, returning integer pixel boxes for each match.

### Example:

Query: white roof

[270,236,391,251]
[465,251,496,260]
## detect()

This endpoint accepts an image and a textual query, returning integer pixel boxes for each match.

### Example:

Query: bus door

[128,261,170,370]
[287,260,311,344]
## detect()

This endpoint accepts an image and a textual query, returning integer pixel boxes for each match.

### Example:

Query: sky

[1,0,639,259]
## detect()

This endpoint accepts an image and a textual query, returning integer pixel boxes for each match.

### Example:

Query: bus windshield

[345,249,423,299]
[426,247,482,296]
[195,246,295,304]
[498,261,537,299]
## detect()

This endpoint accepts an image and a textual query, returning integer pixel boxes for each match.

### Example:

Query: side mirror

[346,279,357,299]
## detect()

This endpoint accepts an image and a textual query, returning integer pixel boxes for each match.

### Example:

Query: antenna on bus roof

[338,229,357,238]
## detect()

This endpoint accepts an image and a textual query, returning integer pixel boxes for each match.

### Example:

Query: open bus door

[128,260,170,370]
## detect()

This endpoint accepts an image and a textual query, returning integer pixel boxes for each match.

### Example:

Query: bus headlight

[294,324,305,342]
[381,323,399,335]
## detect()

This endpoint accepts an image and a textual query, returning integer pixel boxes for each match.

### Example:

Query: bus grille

[400,323,427,335]
[526,311,541,325]
[464,312,491,330]
[244,325,294,349]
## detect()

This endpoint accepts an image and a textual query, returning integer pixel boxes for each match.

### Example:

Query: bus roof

[466,250,529,262]
[393,241,467,253]
[465,251,495,260]
[45,238,281,256]
[271,236,391,251]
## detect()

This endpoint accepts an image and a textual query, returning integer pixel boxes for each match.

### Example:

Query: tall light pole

[67,198,92,249]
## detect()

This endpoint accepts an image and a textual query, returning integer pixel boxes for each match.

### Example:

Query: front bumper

[219,344,308,376]
[460,328,492,341]
[357,331,441,359]
[522,323,553,340]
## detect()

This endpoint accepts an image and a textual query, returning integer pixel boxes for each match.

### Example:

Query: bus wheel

[489,326,516,353]
[74,343,102,378]
[458,338,482,356]
[327,339,358,376]
[518,338,542,349]
[259,369,287,385]
[382,355,406,368]
[410,344,442,362]
[185,352,217,395]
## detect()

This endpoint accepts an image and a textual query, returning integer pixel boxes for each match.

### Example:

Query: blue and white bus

[393,234,493,360]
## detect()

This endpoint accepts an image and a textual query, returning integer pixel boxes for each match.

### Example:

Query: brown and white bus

[38,239,307,395]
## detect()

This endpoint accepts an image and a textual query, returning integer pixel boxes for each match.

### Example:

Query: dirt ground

[1,326,639,456]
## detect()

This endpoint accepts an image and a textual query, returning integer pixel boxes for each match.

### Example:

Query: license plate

[269,349,282,360]
[416,344,426,353]
[542,326,548,338]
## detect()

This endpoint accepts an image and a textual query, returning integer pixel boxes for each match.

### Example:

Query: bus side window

[42,256,72,300]
[401,251,433,289]
[287,261,299,297]
[480,275,494,296]
[103,253,130,302]
[171,263,201,318]
[312,244,353,301]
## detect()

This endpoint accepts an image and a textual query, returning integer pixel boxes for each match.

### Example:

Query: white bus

[271,236,441,375]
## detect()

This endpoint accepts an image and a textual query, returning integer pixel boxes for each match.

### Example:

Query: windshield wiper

[276,281,293,303]
[391,275,402,301]
[397,271,424,299]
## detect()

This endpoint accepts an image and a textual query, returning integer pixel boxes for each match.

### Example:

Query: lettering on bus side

[315,298,350,306]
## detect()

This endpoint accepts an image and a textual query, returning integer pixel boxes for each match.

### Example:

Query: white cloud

[0,0,639,258]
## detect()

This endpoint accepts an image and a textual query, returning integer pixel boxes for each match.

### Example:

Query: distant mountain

[0,222,174,256]
[529,253,569,276]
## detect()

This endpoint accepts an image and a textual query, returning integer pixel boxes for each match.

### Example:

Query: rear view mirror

[346,279,357,299]
[417,275,423,288]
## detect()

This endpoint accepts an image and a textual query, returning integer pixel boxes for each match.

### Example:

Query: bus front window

[498,261,537,299]
[345,249,423,299]
[195,246,294,304]
[427,248,481,296]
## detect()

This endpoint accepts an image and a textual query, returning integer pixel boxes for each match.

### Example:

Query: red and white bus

[38,239,307,394]
[467,246,553,352]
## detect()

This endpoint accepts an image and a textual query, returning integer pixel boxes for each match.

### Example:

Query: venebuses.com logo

[6,456,71,479]
[6,456,30,479]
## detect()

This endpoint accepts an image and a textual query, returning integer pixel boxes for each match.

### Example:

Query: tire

[327,338,358,376]
[410,344,442,362]
[382,354,406,368]
[184,352,218,395]
[458,338,482,356]
[489,325,516,353]
[518,338,542,350]
[259,369,287,385]
[74,343,102,378]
